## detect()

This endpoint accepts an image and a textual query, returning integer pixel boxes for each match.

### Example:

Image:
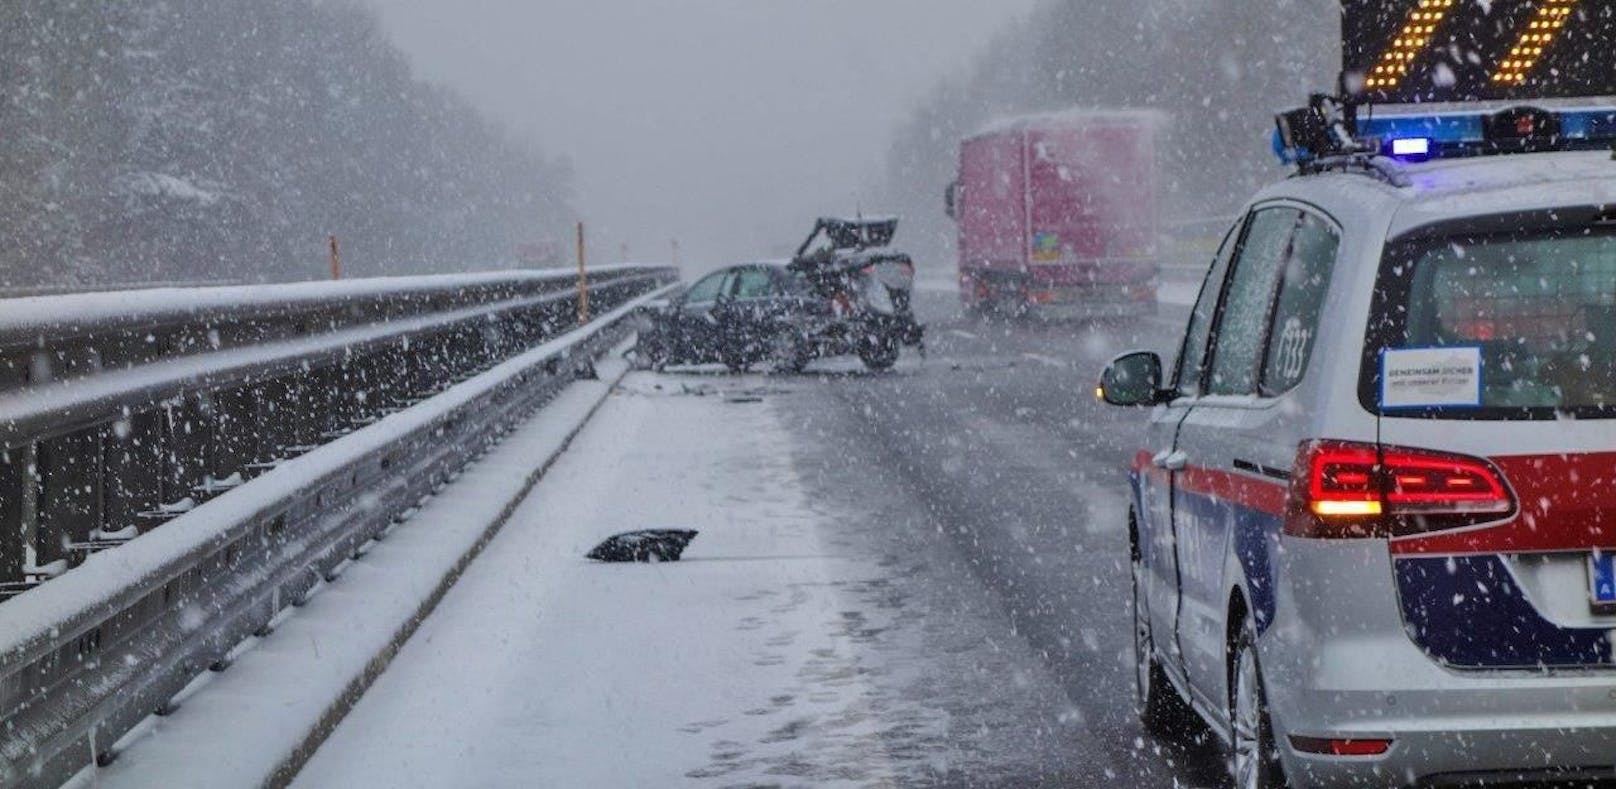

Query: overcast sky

[363,0,1039,270]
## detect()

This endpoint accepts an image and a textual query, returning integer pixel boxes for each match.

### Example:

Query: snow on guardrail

[0,269,676,788]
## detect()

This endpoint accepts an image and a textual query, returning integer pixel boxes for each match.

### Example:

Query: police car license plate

[1589,552,1616,613]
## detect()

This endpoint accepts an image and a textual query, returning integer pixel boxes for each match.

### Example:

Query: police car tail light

[1285,440,1514,538]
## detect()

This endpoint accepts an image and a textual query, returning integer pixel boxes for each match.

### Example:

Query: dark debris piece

[586,530,699,563]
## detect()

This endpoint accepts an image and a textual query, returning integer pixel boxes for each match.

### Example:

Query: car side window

[778,268,813,295]
[684,270,729,305]
[731,267,775,300]
[1207,207,1299,396]
[1173,222,1240,397]
[1260,211,1340,396]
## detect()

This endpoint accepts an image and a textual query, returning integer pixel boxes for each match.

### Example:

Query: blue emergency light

[1273,102,1616,170]
[1387,137,1431,160]
[1387,137,1429,156]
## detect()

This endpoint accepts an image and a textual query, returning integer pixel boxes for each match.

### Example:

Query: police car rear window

[1362,216,1616,419]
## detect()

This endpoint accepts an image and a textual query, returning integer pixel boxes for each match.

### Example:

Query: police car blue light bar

[1274,104,1616,167]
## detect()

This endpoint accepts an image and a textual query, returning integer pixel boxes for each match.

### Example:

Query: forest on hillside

[0,0,572,291]
[881,0,1339,263]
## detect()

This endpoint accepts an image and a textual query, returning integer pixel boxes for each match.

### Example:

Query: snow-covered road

[82,290,1220,788]
[295,369,1086,787]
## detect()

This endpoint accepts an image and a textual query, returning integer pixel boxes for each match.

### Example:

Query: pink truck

[946,110,1161,317]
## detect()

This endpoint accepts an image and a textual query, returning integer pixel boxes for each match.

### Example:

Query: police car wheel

[1230,620,1286,789]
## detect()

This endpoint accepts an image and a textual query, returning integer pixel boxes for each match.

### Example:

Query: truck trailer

[946,110,1161,317]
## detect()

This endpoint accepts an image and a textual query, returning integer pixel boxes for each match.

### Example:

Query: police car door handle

[1153,450,1188,471]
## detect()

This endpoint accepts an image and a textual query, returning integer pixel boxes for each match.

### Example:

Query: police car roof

[1259,150,1616,239]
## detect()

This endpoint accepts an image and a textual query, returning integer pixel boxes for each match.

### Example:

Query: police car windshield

[1366,221,1616,418]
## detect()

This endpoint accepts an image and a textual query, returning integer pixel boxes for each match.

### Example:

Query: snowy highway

[283,290,1228,787]
[27,2,1616,786]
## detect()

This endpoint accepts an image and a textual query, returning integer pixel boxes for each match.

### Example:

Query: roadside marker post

[576,222,589,325]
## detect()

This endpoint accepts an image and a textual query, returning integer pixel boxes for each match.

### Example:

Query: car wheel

[764,327,809,374]
[856,335,899,370]
[1132,516,1189,738]
[1231,618,1286,789]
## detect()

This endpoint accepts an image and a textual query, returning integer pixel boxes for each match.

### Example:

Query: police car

[1099,95,1616,787]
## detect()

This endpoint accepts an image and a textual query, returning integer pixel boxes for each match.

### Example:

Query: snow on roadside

[294,372,955,788]
[85,352,637,789]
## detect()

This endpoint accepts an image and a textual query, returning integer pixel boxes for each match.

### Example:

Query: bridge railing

[0,266,677,787]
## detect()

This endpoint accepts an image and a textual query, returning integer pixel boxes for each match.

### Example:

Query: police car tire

[1230,620,1287,789]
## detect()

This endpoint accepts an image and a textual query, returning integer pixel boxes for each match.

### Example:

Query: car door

[1138,222,1241,680]
[712,265,779,353]
[1171,206,1341,712]
[675,268,734,361]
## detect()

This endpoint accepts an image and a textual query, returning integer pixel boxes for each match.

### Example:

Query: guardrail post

[39,429,105,567]
[212,387,255,487]
[17,444,40,576]
[283,375,322,453]
[107,411,164,536]
[29,441,67,572]
[0,450,22,586]
[163,401,208,510]
[246,381,281,471]
[312,366,343,441]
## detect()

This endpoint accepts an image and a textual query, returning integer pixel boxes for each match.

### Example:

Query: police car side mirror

[1098,351,1167,407]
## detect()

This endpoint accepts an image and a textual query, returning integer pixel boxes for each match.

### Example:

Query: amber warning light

[1341,0,1616,104]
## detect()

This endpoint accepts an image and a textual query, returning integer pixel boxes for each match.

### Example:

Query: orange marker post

[576,222,589,325]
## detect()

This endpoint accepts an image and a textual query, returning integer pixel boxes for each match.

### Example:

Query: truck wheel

[857,335,899,371]
[978,291,1026,321]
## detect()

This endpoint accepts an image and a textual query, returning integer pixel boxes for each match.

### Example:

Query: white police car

[1100,100,1616,788]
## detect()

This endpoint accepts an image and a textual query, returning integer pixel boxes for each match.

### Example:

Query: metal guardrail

[0,266,676,787]
[0,280,246,299]
[0,266,670,584]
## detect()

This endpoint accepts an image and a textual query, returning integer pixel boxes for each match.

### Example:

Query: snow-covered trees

[0,0,572,290]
